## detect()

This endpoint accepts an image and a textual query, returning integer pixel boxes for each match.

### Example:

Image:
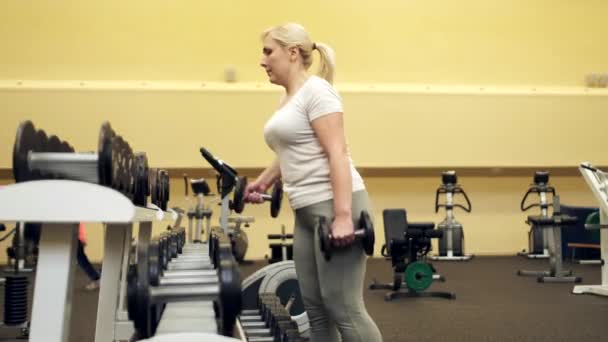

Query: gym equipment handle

[520,186,556,211]
[268,234,293,239]
[585,224,608,230]
[435,187,472,213]
[149,283,220,304]
[199,147,238,179]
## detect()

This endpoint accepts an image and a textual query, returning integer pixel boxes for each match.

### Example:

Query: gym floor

[2,256,607,342]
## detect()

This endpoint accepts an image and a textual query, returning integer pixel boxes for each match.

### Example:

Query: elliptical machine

[431,171,473,261]
[518,171,554,259]
[184,175,214,243]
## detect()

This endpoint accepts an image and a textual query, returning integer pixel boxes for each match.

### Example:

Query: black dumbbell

[232,176,283,218]
[318,210,375,261]
[128,247,241,338]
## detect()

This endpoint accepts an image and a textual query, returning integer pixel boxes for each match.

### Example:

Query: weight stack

[4,275,29,325]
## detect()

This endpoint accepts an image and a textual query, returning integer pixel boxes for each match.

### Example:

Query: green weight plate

[405,261,434,292]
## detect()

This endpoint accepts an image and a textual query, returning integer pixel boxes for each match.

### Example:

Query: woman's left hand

[330,215,355,247]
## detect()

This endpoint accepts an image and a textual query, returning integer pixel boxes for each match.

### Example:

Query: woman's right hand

[244,180,268,203]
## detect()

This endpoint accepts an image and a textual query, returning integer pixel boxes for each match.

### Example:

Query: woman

[245,23,382,342]
[78,223,101,290]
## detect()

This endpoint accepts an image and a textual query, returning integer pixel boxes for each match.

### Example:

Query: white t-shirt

[263,76,365,210]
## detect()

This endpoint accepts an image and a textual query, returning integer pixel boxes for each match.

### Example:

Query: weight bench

[370,209,454,301]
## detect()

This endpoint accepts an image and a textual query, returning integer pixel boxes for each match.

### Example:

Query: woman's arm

[311,112,355,245]
[255,158,281,190]
[245,159,281,203]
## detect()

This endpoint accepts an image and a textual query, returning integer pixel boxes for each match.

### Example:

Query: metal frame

[573,163,608,297]
[431,187,473,261]
[0,180,177,342]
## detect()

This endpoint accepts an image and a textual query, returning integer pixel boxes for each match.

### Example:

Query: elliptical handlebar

[435,185,472,213]
[520,186,556,211]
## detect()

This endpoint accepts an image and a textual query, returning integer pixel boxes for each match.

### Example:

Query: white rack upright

[573,163,608,297]
[0,180,177,342]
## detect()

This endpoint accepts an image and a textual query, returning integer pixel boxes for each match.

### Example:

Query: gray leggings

[293,190,383,342]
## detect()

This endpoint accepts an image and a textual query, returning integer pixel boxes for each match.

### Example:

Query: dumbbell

[240,294,297,341]
[318,210,375,261]
[148,240,217,286]
[12,120,153,205]
[232,176,283,218]
[128,252,241,338]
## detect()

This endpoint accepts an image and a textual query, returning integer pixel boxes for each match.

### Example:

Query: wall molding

[1,166,595,180]
[1,80,608,96]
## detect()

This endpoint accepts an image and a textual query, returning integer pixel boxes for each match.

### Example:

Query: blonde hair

[262,23,336,84]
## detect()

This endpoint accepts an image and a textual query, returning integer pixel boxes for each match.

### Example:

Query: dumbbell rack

[239,293,304,342]
[573,163,608,297]
[95,193,179,341]
[0,179,175,342]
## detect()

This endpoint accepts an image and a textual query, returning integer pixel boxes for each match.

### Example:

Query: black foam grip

[408,222,435,230]
[267,234,293,239]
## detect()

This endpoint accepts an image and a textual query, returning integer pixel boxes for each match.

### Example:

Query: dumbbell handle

[163,269,215,278]
[28,151,99,183]
[586,224,608,230]
[329,228,365,239]
[159,274,218,286]
[149,283,219,305]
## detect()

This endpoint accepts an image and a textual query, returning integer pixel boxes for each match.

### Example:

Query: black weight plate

[32,129,48,178]
[125,149,135,201]
[59,140,72,153]
[163,170,170,202]
[110,136,123,190]
[34,129,48,153]
[360,210,375,256]
[157,170,164,209]
[97,122,114,186]
[133,237,154,338]
[161,170,169,211]
[13,121,37,182]
[317,216,332,261]
[47,135,61,152]
[270,180,283,218]
[148,240,161,286]
[149,168,158,207]
[218,259,241,336]
[232,176,246,214]
[133,153,149,207]
[126,264,138,321]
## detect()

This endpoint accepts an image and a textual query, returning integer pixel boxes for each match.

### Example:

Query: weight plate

[405,261,434,292]
[13,121,37,182]
[232,176,246,214]
[270,180,283,218]
[360,210,375,256]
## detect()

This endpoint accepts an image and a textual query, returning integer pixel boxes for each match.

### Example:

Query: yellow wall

[1,1,607,85]
[1,85,608,169]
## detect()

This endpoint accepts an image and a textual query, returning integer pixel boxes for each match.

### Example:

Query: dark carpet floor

[2,256,608,341]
